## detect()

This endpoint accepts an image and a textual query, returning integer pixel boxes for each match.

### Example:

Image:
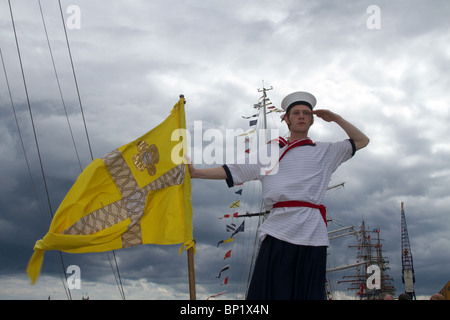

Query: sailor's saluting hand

[313,109,369,151]
[312,109,340,122]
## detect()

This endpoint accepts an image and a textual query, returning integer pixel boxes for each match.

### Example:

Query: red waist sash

[272,201,327,226]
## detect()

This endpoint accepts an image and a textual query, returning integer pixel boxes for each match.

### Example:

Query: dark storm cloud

[1,0,449,299]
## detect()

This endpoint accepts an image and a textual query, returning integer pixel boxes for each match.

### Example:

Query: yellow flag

[27,97,193,284]
[229,200,240,208]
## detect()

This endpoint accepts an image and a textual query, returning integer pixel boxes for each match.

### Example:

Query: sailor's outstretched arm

[185,155,227,179]
[189,165,227,179]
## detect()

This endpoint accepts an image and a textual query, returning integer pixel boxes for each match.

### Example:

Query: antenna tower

[401,202,416,299]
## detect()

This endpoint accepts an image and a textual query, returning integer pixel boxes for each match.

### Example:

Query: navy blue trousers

[246,235,327,300]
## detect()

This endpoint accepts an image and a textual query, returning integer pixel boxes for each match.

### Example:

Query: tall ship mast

[209,84,284,299]
[337,221,395,299]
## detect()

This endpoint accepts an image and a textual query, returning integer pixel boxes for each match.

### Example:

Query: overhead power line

[7,0,71,300]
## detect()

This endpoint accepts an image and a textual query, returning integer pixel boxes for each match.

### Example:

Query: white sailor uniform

[222,137,356,299]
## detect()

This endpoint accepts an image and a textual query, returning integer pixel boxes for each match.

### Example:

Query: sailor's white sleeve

[329,139,356,172]
[222,143,270,187]
[222,162,260,187]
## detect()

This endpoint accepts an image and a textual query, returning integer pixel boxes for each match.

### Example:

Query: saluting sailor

[188,91,369,300]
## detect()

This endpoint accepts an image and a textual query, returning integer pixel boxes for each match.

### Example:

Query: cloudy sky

[1,0,449,300]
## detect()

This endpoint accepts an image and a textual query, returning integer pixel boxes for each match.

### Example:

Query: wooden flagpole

[180,93,196,300]
[187,245,196,300]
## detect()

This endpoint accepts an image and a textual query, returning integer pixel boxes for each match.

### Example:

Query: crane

[401,202,416,299]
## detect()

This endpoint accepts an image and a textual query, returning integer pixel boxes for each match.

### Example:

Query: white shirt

[223,138,355,246]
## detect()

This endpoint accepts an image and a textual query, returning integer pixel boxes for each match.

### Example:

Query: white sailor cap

[281,91,317,111]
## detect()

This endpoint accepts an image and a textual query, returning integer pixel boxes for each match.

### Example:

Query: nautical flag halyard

[27,97,193,284]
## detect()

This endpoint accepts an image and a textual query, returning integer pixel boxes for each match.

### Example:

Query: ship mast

[258,82,273,129]
[257,82,273,144]
[236,83,273,220]
[337,221,395,300]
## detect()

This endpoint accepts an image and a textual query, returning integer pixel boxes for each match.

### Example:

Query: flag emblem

[132,141,159,175]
